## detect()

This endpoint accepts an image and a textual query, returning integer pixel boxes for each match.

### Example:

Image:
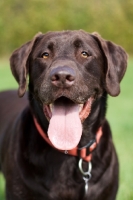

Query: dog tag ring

[78,158,92,194]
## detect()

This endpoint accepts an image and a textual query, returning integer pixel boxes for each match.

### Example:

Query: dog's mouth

[43,97,93,150]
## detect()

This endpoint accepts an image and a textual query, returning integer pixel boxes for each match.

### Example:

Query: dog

[0,30,128,200]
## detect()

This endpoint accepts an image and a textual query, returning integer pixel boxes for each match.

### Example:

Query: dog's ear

[92,32,128,96]
[10,32,43,97]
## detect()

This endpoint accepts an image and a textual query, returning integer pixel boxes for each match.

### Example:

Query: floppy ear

[10,32,43,97]
[92,32,128,96]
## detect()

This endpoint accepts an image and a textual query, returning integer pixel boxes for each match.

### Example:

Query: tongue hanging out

[47,98,82,150]
[45,97,93,150]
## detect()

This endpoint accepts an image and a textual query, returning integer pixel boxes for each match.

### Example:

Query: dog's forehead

[39,30,98,48]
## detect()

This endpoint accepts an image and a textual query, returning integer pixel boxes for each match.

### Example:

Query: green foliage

[0,0,133,55]
[0,58,133,200]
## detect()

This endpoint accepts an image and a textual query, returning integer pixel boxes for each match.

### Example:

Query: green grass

[0,57,133,200]
[0,59,18,91]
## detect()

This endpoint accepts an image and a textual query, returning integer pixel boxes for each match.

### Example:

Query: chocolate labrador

[0,30,128,200]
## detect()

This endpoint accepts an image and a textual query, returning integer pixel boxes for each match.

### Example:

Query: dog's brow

[73,39,83,48]
[47,42,54,51]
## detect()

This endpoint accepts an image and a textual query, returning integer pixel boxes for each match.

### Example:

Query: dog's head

[10,30,128,150]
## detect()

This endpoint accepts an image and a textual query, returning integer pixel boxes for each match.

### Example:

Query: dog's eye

[81,51,89,58]
[42,52,49,59]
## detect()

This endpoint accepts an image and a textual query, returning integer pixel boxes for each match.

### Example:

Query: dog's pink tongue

[48,99,82,150]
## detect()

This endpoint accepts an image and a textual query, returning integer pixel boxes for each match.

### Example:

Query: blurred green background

[0,0,133,200]
[0,0,133,55]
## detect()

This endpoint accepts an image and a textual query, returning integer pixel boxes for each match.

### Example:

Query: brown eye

[81,51,89,58]
[42,52,49,59]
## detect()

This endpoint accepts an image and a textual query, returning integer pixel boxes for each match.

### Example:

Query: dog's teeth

[79,104,83,113]
[49,104,53,112]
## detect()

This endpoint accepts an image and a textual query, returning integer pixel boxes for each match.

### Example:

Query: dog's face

[10,30,127,150]
[28,31,106,124]
[29,31,104,104]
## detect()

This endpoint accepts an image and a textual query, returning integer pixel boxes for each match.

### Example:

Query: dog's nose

[50,66,75,88]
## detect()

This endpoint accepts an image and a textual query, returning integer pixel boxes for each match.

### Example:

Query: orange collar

[33,117,102,162]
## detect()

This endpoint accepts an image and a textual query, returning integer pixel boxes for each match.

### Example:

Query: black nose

[50,66,75,88]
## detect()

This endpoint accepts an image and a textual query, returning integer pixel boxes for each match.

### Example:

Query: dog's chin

[43,96,93,123]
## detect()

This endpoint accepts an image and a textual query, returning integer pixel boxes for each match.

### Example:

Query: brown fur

[0,30,127,200]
